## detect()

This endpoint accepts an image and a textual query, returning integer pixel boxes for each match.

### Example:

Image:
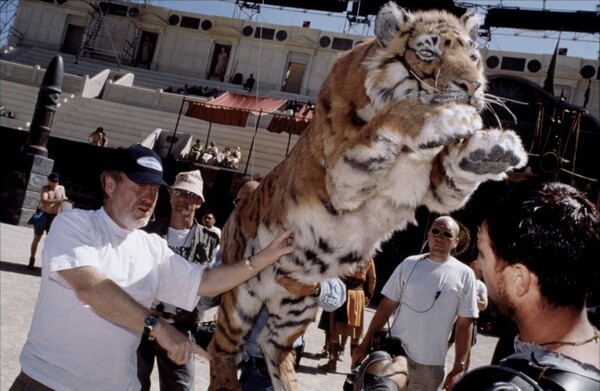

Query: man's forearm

[198,254,273,297]
[454,317,474,364]
[366,267,376,295]
[363,297,397,342]
[41,192,67,209]
[199,229,293,296]
[59,267,152,333]
[477,298,487,311]
[42,198,66,206]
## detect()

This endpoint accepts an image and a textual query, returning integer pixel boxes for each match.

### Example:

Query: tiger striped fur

[208,3,527,390]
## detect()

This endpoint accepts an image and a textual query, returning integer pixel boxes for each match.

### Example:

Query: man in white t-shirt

[352,216,478,391]
[10,144,294,391]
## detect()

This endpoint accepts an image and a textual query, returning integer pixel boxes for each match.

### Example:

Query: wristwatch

[143,314,159,337]
[454,361,466,370]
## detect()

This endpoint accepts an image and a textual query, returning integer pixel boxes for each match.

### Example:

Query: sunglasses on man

[429,228,455,239]
[171,189,201,199]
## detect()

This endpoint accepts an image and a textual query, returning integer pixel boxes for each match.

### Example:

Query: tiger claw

[416,104,481,149]
[454,129,528,179]
[459,145,523,175]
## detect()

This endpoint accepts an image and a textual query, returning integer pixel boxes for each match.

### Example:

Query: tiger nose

[457,79,481,97]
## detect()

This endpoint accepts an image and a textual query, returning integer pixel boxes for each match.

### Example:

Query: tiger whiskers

[489,94,529,106]
[483,93,522,129]
[484,98,505,131]
[409,70,438,92]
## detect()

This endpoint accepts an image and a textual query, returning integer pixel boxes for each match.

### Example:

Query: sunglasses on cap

[429,228,455,239]
[171,189,200,199]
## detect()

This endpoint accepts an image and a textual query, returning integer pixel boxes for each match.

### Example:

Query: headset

[384,254,443,336]
[397,255,442,314]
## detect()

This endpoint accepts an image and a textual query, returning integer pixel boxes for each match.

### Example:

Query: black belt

[245,356,267,368]
[343,277,365,289]
[159,312,177,320]
[153,309,197,327]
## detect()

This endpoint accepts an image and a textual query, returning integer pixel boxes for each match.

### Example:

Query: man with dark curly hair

[454,181,600,390]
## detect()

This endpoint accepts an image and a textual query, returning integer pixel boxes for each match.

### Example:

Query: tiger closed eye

[418,49,435,59]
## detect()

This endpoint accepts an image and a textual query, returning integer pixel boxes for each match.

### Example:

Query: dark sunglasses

[172,189,200,199]
[233,197,242,206]
[429,228,455,239]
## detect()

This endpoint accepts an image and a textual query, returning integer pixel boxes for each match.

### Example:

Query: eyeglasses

[172,189,200,199]
[232,197,242,206]
[429,228,455,239]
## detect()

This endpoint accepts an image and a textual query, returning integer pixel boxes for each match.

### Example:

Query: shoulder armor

[455,359,599,391]
[453,365,544,391]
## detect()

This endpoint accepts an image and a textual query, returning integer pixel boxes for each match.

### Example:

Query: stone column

[0,56,63,225]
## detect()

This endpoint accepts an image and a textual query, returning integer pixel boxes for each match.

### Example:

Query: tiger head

[365,2,485,112]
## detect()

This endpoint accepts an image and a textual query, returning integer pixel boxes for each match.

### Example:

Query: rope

[245,0,267,180]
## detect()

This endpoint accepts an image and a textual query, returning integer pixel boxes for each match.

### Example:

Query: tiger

[208,3,527,390]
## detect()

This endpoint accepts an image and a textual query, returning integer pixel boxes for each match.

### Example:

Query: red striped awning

[185,92,287,127]
[266,104,314,135]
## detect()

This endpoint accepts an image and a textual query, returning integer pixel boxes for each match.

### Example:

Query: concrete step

[2,46,278,97]
[1,77,298,177]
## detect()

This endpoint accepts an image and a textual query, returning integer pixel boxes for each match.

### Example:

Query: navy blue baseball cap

[47,172,60,182]
[107,144,169,186]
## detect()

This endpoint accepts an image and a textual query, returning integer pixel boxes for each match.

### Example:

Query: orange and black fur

[208,3,527,390]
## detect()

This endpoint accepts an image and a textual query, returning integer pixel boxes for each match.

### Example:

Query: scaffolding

[344,0,372,36]
[75,0,153,66]
[0,0,19,48]
[76,0,122,65]
[233,1,262,21]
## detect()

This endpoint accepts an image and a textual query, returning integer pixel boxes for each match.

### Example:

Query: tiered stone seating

[0,80,58,129]
[0,78,299,177]
[1,46,313,102]
[2,46,250,94]
[2,46,110,84]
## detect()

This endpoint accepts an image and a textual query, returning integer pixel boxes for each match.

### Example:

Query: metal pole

[204,121,213,151]
[167,97,186,159]
[244,109,262,175]
[285,133,292,156]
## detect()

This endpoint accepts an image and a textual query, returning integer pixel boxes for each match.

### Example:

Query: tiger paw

[417,104,481,149]
[455,129,528,180]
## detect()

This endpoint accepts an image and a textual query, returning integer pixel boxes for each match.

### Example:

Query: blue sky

[0,1,597,58]
[154,0,600,59]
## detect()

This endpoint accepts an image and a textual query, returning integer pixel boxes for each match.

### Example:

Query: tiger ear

[460,12,484,43]
[375,1,410,48]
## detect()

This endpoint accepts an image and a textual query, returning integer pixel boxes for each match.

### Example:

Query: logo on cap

[137,157,163,172]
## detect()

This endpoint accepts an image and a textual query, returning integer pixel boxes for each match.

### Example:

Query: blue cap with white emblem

[107,144,169,186]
